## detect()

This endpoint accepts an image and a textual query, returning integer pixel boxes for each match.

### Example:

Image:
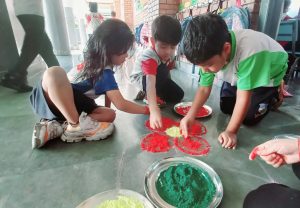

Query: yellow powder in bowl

[97,196,144,208]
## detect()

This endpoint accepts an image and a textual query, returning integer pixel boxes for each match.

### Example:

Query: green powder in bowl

[97,195,144,208]
[156,163,216,208]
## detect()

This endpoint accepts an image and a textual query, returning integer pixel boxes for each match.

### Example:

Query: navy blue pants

[142,63,184,103]
[220,82,279,126]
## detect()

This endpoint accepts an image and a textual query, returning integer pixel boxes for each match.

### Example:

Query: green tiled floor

[0,64,299,208]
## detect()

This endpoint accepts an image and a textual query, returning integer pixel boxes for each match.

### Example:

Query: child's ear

[223,42,231,58]
[150,37,155,48]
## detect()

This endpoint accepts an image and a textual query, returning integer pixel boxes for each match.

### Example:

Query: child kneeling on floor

[30,19,149,149]
[130,15,184,130]
[180,14,288,149]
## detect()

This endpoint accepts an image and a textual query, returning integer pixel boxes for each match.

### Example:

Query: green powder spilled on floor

[156,163,216,208]
[97,195,144,208]
[165,126,181,138]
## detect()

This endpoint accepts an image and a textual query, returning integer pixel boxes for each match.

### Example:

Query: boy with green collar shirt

[180,14,288,149]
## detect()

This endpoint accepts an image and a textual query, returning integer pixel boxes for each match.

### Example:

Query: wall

[177,0,260,30]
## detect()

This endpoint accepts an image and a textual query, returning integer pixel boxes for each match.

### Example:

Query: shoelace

[81,115,101,130]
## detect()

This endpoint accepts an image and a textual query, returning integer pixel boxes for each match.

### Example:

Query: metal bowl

[144,157,223,208]
[76,189,154,208]
[174,102,212,118]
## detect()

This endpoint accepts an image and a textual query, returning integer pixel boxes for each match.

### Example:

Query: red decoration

[188,122,207,136]
[175,106,209,117]
[141,133,172,153]
[174,136,210,156]
[145,117,179,132]
[141,117,210,156]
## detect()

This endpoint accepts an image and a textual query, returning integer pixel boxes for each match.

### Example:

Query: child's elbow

[114,100,127,111]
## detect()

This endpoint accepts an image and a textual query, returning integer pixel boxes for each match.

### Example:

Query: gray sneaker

[32,120,64,149]
[61,112,114,143]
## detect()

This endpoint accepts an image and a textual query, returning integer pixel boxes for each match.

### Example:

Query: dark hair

[151,15,182,45]
[79,19,134,82]
[111,11,116,17]
[89,2,98,13]
[183,13,230,64]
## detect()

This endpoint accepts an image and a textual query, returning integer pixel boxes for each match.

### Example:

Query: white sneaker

[32,120,64,149]
[61,112,114,143]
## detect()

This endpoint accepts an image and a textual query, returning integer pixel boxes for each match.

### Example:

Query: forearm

[146,75,159,112]
[187,86,212,118]
[107,90,148,114]
[116,100,148,114]
[226,89,252,133]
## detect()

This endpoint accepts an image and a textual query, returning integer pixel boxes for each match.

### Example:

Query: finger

[150,121,155,129]
[157,121,162,129]
[218,135,224,145]
[270,155,281,164]
[157,119,163,129]
[222,136,230,148]
[225,138,233,149]
[180,124,188,138]
[272,157,283,168]
[264,154,278,165]
[152,121,159,129]
[249,147,259,160]
[231,141,237,150]
[261,154,276,162]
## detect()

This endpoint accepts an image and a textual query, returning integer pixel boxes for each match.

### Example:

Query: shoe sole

[60,123,115,143]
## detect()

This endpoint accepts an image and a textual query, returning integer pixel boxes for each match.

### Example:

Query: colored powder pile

[176,106,209,117]
[97,195,144,208]
[141,133,171,152]
[156,164,216,208]
[145,117,179,132]
[174,137,210,156]
[189,122,207,136]
[165,126,181,138]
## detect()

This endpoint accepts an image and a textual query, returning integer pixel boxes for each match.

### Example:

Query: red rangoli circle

[142,117,211,156]
[188,122,207,136]
[174,136,210,156]
[140,133,172,153]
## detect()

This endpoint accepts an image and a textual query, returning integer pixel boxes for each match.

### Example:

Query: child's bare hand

[218,131,237,149]
[180,115,195,138]
[149,108,162,129]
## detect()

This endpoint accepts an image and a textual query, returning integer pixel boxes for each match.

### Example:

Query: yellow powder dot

[165,126,181,138]
[97,195,144,208]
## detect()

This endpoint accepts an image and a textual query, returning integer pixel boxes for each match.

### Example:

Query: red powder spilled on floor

[145,117,179,132]
[174,136,210,156]
[141,133,172,153]
[188,122,207,136]
[175,106,209,117]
